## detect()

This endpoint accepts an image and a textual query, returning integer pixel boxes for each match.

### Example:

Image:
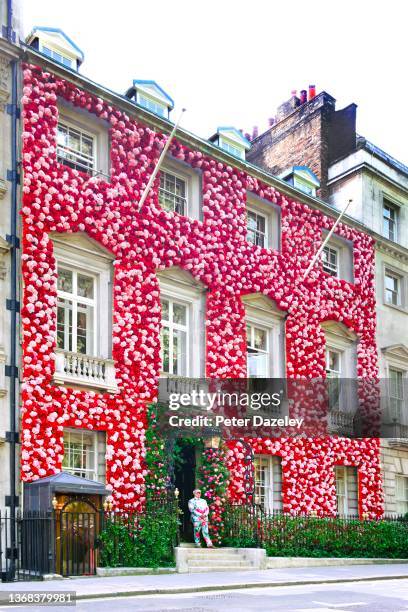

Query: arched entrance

[56,497,99,576]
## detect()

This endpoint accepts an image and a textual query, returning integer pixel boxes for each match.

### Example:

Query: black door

[175,442,196,542]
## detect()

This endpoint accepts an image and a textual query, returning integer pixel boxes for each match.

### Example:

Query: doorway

[174,440,199,542]
[56,497,100,576]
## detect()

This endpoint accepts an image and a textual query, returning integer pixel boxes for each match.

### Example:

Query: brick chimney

[247,89,357,200]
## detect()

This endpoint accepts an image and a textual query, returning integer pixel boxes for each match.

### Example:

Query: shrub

[222,507,408,558]
[98,503,179,568]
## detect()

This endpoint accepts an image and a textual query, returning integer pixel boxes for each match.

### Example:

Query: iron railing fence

[222,503,408,558]
[0,510,55,582]
[0,492,180,581]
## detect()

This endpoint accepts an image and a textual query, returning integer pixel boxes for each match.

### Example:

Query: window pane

[58,268,73,293]
[161,299,169,321]
[254,327,267,350]
[57,301,73,352]
[172,329,187,375]
[247,352,268,377]
[68,128,81,152]
[159,172,187,215]
[76,304,94,355]
[161,327,170,373]
[173,303,187,325]
[77,273,94,299]
[327,350,340,374]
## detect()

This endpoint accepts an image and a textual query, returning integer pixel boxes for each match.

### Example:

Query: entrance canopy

[24,472,109,511]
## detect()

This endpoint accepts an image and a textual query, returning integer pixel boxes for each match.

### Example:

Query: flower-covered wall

[20,63,384,516]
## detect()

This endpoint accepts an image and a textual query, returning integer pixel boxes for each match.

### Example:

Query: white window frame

[160,297,189,377]
[388,367,405,421]
[57,119,96,175]
[157,269,205,378]
[243,294,286,379]
[383,264,407,312]
[57,266,97,356]
[219,137,245,159]
[137,92,167,118]
[246,193,280,252]
[42,45,73,67]
[323,322,358,414]
[247,322,270,378]
[254,455,283,513]
[62,428,98,481]
[320,232,354,283]
[384,270,401,306]
[53,234,114,360]
[396,474,408,515]
[159,158,201,221]
[322,245,339,277]
[247,209,268,248]
[293,175,316,197]
[159,169,188,216]
[383,200,399,242]
[335,465,359,517]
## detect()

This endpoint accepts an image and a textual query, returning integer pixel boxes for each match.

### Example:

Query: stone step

[187,554,245,561]
[183,549,242,556]
[187,559,252,568]
[188,565,254,573]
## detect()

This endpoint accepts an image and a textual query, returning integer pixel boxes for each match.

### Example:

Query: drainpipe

[5,2,20,575]
[4,0,14,42]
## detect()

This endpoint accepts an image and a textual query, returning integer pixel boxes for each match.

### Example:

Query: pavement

[1,563,408,601]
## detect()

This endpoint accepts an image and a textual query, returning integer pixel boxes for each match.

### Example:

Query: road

[2,578,408,611]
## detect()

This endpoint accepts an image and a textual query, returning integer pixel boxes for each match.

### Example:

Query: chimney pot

[268,117,275,127]
[300,89,307,105]
[252,125,259,140]
[308,84,316,100]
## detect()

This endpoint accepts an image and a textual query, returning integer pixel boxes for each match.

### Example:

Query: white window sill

[53,349,119,394]
[383,301,408,314]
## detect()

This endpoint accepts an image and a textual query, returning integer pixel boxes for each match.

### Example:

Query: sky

[22,0,408,165]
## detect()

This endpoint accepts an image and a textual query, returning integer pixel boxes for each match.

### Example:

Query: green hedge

[222,510,408,558]
[98,504,178,568]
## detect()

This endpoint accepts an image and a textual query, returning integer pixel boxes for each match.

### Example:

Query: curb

[73,574,408,600]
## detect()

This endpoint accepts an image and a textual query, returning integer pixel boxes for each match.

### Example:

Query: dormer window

[209,127,251,161]
[279,166,320,197]
[26,27,84,71]
[125,80,174,119]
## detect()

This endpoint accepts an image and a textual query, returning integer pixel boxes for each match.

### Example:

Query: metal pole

[138,108,186,211]
[302,199,353,282]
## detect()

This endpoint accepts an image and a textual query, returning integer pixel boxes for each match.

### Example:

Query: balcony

[54,349,118,394]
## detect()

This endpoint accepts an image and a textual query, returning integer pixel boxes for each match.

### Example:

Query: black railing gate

[1,511,54,581]
[57,511,99,577]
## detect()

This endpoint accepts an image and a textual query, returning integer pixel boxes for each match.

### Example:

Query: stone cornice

[376,239,408,263]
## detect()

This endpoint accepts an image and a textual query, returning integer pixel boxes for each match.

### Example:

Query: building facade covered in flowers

[0,18,406,539]
[18,31,385,523]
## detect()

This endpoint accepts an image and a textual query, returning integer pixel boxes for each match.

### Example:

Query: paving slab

[1,564,408,600]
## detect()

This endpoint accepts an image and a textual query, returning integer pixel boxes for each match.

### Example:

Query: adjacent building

[249,89,408,516]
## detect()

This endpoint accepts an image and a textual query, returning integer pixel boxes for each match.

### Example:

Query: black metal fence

[0,494,180,581]
[222,503,408,558]
[0,510,54,582]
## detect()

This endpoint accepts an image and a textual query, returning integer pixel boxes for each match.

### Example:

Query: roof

[132,80,174,109]
[358,136,408,177]
[209,126,251,150]
[26,26,84,61]
[25,471,109,495]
